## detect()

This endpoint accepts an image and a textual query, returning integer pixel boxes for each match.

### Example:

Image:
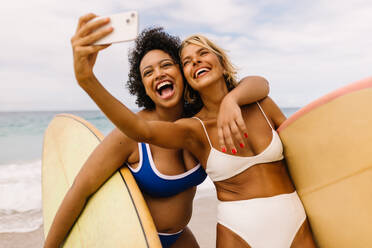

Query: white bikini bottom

[217,191,306,248]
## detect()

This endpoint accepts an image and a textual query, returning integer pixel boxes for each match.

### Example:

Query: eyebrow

[141,58,174,73]
[181,47,206,62]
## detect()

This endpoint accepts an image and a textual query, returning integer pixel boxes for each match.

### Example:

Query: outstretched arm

[217,76,269,152]
[78,75,196,151]
[44,129,136,247]
[72,15,196,153]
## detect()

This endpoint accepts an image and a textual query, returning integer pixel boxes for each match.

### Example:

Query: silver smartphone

[92,11,138,45]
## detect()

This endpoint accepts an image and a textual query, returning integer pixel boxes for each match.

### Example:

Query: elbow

[254,76,270,96]
[262,77,270,96]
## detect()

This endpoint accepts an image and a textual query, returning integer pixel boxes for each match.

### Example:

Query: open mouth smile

[155,80,175,99]
[194,67,210,79]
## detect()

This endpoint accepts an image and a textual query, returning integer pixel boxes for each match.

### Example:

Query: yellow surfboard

[42,114,161,248]
[278,77,372,247]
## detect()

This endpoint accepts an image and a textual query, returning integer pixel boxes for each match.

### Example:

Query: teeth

[156,81,172,90]
[195,68,210,78]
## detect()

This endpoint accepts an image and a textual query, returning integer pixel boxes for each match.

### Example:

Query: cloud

[0,0,371,111]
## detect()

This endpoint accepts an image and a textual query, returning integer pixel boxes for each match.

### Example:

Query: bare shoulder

[175,116,197,126]
[103,127,137,151]
[175,117,205,148]
[239,75,269,84]
[257,96,279,111]
[136,109,153,119]
[172,117,199,135]
[258,97,286,127]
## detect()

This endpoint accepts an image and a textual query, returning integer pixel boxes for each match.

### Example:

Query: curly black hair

[126,27,202,117]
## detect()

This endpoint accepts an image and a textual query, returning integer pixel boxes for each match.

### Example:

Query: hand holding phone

[92,11,138,45]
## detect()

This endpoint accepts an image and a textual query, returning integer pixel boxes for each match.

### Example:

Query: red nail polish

[221,147,226,153]
[232,148,237,154]
[240,143,244,148]
[244,133,248,138]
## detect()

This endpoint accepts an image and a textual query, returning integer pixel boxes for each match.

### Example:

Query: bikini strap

[192,117,213,148]
[256,102,274,130]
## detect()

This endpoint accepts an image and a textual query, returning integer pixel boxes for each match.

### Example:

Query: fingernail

[221,147,226,153]
[239,143,244,148]
[232,148,237,154]
[244,133,248,138]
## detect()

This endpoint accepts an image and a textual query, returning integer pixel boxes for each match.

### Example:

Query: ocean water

[0,107,299,233]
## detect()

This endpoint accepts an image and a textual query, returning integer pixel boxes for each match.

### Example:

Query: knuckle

[86,13,95,18]
[74,46,84,55]
[87,46,95,53]
[79,15,86,22]
[231,129,239,135]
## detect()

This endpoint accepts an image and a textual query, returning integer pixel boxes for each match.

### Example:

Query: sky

[0,0,371,111]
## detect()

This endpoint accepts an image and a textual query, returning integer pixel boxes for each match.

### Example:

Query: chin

[162,98,182,109]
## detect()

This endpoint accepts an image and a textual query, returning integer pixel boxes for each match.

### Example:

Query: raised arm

[217,76,269,152]
[44,129,136,247]
[72,15,196,153]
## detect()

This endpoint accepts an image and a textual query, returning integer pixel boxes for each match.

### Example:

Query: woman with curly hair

[44,14,269,248]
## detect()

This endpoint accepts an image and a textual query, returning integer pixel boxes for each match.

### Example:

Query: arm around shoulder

[230,75,270,106]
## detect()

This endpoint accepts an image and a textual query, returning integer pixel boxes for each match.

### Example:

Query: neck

[199,77,228,118]
[154,100,184,122]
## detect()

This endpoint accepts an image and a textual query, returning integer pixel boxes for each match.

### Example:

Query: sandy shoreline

[0,192,217,248]
[189,193,218,247]
[0,226,44,248]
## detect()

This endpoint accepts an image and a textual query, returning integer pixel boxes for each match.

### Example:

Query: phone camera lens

[126,18,130,24]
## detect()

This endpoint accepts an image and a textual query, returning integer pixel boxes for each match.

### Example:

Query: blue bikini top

[128,143,207,198]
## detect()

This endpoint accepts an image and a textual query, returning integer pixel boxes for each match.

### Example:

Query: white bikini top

[193,102,284,182]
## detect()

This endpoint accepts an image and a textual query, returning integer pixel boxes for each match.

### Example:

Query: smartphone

[92,11,138,45]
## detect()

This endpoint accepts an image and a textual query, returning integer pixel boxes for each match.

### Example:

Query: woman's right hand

[70,13,113,84]
[217,94,248,154]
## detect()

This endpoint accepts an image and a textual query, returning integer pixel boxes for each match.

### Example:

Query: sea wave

[0,160,42,233]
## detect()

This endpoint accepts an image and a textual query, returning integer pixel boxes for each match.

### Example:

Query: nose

[154,67,166,81]
[191,57,201,66]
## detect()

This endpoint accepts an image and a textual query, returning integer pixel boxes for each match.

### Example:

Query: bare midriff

[144,186,196,233]
[214,160,295,202]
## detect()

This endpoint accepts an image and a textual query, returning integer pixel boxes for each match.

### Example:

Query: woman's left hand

[217,94,248,154]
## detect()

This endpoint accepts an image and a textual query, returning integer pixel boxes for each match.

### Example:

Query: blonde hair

[180,34,238,105]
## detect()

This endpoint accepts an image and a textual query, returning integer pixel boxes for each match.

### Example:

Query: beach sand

[0,192,217,248]
[0,226,44,248]
[189,193,218,247]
